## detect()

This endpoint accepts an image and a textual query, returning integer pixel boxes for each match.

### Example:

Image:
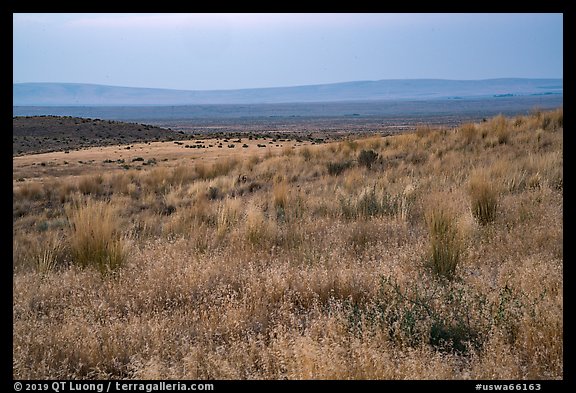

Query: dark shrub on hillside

[327,161,352,176]
[358,149,378,169]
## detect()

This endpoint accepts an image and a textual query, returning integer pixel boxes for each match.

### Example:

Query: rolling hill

[12,116,187,156]
[13,78,563,106]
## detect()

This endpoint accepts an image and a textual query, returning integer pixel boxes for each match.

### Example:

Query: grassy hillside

[13,108,562,379]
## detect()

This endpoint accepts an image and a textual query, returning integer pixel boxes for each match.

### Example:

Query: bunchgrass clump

[78,174,104,195]
[14,232,66,274]
[491,115,510,145]
[469,172,498,225]
[32,233,64,275]
[66,197,127,274]
[273,180,289,210]
[426,207,461,280]
[460,123,478,144]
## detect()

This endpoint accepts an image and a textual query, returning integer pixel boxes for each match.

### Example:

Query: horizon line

[13,77,564,93]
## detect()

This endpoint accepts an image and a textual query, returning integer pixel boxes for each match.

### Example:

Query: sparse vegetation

[13,109,563,379]
[12,116,189,156]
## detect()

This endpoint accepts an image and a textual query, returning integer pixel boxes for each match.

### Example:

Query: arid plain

[13,109,562,379]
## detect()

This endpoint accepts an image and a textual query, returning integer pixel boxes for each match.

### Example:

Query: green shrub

[348,276,490,353]
[356,187,381,217]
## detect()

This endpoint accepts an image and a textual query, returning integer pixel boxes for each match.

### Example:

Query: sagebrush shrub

[327,161,352,176]
[358,149,378,169]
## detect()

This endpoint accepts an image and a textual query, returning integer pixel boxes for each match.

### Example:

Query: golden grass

[469,170,499,225]
[426,205,461,279]
[66,197,128,274]
[13,109,563,379]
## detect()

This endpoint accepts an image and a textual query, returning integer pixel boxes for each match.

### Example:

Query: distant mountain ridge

[13,78,563,106]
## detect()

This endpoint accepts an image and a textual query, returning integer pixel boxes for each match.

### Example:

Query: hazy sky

[13,13,563,90]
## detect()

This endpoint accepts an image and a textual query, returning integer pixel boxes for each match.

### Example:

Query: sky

[13,13,563,91]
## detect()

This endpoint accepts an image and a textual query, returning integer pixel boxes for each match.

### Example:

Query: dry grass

[426,205,461,280]
[13,109,563,379]
[469,171,499,225]
[66,197,128,274]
